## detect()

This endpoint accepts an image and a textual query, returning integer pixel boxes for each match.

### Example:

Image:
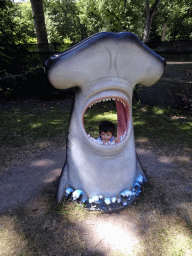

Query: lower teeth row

[87,130,127,145]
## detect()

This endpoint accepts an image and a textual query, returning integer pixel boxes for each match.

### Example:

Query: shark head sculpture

[45,32,166,211]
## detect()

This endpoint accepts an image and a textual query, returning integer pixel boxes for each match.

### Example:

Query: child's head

[99,121,115,141]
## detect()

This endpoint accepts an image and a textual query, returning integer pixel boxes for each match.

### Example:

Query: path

[0,146,182,214]
[1,146,192,255]
[0,148,66,213]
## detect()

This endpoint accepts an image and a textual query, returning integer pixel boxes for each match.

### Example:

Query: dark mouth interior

[83,97,130,145]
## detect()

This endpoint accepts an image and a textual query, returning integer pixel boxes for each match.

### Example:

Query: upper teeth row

[88,98,125,108]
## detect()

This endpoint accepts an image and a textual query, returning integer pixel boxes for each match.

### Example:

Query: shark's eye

[83,97,130,145]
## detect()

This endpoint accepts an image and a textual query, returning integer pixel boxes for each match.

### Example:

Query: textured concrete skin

[45,32,166,205]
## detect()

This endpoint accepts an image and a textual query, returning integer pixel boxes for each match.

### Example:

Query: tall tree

[30,0,49,51]
[44,0,86,45]
[143,0,161,42]
[77,0,144,37]
[149,0,192,41]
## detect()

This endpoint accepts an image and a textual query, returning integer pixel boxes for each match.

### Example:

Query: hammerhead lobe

[45,32,166,211]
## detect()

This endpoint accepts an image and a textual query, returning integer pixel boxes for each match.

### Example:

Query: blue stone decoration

[72,190,84,201]
[135,174,144,184]
[64,174,145,212]
[65,187,74,197]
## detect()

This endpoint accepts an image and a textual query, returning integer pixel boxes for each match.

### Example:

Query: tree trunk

[161,21,167,41]
[143,0,161,42]
[30,0,49,52]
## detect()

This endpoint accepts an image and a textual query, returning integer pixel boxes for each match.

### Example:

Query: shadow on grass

[132,104,192,155]
[0,99,192,255]
[0,99,73,170]
[0,180,105,256]
[1,171,191,255]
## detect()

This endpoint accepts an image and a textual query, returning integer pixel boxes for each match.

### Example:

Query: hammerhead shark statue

[45,32,166,211]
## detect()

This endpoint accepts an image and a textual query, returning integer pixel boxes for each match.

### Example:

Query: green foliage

[77,0,104,36]
[77,0,145,38]
[77,0,191,41]
[0,0,37,73]
[150,0,192,41]
[100,0,145,36]
[44,0,86,44]
[1,0,191,76]
[15,0,37,43]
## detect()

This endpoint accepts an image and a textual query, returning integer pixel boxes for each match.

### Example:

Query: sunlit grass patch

[130,215,192,256]
[132,105,192,151]
[0,215,28,256]
[56,200,100,223]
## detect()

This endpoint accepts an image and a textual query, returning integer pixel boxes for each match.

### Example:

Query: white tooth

[112,98,115,100]
[117,198,121,203]
[106,99,108,101]
[94,139,103,144]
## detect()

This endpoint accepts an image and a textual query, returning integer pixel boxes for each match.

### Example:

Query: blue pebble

[112,197,117,203]
[66,187,74,195]
[133,181,141,188]
[72,190,84,200]
[135,175,144,184]
[105,198,112,205]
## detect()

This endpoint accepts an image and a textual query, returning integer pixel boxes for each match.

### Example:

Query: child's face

[100,131,113,141]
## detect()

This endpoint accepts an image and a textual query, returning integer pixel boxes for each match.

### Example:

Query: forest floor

[0,62,192,255]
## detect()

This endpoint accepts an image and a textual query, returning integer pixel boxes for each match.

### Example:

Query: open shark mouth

[83,94,131,146]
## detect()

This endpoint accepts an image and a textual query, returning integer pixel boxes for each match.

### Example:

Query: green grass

[0,99,192,255]
[132,104,192,152]
[1,181,191,256]
[0,101,71,170]
[1,99,192,171]
[1,59,192,255]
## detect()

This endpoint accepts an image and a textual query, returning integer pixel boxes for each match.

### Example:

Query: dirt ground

[0,61,192,255]
[0,143,192,255]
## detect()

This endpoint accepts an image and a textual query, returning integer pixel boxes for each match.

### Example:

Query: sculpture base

[63,174,146,212]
